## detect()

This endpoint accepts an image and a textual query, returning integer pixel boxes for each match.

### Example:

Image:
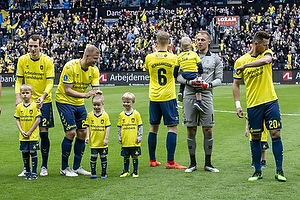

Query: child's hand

[21,130,27,138]
[118,140,122,144]
[136,138,141,144]
[103,138,108,146]
[245,130,249,137]
[85,138,89,144]
[25,131,32,138]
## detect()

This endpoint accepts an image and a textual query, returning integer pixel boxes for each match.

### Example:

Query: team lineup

[10,30,286,182]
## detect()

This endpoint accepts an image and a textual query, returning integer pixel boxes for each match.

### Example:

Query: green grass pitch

[0,84,299,199]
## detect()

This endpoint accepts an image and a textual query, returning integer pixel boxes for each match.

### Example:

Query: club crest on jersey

[101,119,104,124]
[63,75,68,81]
[26,65,29,69]
[89,76,92,80]
[164,54,167,57]
[91,120,94,124]
[131,118,135,123]
[40,65,43,70]
[29,109,33,114]
[76,74,79,78]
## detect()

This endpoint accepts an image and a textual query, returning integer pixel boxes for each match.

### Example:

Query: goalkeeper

[176,31,223,173]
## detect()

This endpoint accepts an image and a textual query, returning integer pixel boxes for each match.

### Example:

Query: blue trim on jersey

[30,57,40,62]
[40,102,54,128]
[149,99,179,126]
[56,102,87,132]
[247,100,282,134]
[16,75,24,78]
[46,77,55,79]
[81,67,88,72]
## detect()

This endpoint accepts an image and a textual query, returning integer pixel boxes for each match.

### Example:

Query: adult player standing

[233,31,286,182]
[145,31,186,169]
[176,31,223,173]
[15,34,54,177]
[56,45,101,177]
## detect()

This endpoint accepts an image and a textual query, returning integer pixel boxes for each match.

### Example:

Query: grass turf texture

[0,85,299,199]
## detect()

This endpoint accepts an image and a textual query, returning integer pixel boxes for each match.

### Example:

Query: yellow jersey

[175,50,201,72]
[55,59,100,106]
[86,111,111,149]
[16,53,54,103]
[145,51,177,102]
[117,110,143,147]
[233,49,277,108]
[14,101,41,141]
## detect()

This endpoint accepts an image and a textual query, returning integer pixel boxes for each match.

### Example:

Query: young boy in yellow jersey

[85,92,111,179]
[245,115,268,168]
[173,37,206,112]
[14,84,41,180]
[117,92,143,178]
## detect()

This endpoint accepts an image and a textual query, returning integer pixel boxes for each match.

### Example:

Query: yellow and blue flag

[0,10,9,24]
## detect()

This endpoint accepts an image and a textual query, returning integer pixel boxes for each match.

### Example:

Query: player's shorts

[121,147,141,157]
[40,102,54,128]
[20,141,40,151]
[56,102,87,132]
[247,100,282,134]
[182,72,199,80]
[91,148,108,156]
[149,99,179,126]
[182,97,214,127]
[261,141,269,151]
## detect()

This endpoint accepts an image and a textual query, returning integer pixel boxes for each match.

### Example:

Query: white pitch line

[214,110,300,116]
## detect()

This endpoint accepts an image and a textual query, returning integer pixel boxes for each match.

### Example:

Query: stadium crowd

[1,2,300,74]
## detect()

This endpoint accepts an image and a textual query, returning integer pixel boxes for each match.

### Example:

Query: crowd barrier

[1,70,300,87]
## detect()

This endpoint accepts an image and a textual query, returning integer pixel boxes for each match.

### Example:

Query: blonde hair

[92,92,104,103]
[122,92,135,103]
[156,31,170,46]
[181,37,192,50]
[20,84,33,92]
[83,45,100,57]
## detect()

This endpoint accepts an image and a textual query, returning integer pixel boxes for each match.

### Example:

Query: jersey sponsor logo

[283,71,292,81]
[99,73,107,82]
[40,65,43,70]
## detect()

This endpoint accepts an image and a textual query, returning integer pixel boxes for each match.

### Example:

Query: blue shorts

[20,141,40,151]
[56,102,87,132]
[182,72,199,80]
[261,141,269,151]
[149,99,179,126]
[121,147,141,157]
[40,102,54,128]
[91,148,108,156]
[247,100,282,134]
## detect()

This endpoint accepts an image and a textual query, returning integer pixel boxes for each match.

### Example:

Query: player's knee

[100,155,106,158]
[76,129,87,139]
[92,154,98,158]
[187,126,197,135]
[65,130,76,140]
[202,127,213,135]
[270,129,281,138]
[168,125,178,133]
